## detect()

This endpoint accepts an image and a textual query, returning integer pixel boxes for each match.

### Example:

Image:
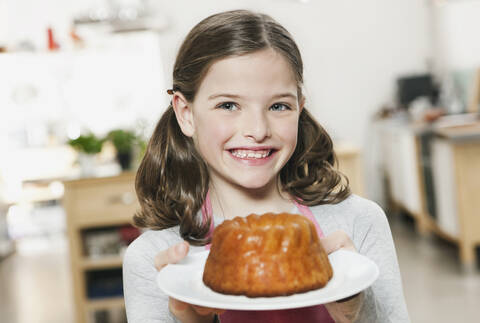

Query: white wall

[150,1,432,144]
[3,0,432,141]
[432,0,480,71]
[2,0,433,201]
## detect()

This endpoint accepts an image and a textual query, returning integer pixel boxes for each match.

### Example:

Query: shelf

[85,296,125,311]
[81,256,123,270]
[76,217,134,230]
[65,173,137,323]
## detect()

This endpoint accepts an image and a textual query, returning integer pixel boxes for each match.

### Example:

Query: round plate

[157,249,379,311]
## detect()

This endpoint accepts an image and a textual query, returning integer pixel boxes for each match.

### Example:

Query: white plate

[157,249,379,311]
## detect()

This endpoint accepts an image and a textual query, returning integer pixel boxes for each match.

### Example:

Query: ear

[299,96,305,113]
[171,92,195,137]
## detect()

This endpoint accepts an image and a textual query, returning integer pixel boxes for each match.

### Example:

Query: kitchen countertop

[434,122,480,142]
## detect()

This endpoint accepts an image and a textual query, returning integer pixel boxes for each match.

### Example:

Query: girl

[123,9,410,323]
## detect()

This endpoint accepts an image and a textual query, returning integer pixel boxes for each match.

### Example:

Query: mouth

[228,148,276,160]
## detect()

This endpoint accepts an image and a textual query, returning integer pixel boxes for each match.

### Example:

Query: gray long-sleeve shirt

[123,194,410,322]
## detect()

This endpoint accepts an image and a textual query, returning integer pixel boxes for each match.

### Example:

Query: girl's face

[174,49,303,193]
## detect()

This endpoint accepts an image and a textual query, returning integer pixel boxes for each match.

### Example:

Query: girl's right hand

[154,241,225,323]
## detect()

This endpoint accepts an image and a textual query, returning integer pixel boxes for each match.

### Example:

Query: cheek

[275,118,299,146]
[195,116,233,152]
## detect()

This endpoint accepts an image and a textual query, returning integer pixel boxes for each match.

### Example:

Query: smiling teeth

[231,149,270,159]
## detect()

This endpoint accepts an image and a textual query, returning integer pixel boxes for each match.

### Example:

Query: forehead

[196,49,298,100]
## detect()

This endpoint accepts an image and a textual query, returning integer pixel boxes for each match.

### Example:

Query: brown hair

[134,10,350,245]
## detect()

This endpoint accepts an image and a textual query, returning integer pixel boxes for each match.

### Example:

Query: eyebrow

[208,93,297,100]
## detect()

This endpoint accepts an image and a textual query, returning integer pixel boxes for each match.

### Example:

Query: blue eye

[217,102,238,111]
[270,103,291,111]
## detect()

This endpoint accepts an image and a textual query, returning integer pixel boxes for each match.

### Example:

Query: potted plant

[106,129,138,170]
[68,133,105,176]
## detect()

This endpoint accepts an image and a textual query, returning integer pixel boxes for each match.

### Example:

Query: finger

[192,305,225,316]
[320,230,356,254]
[325,292,364,322]
[192,305,213,316]
[320,231,344,254]
[169,297,189,312]
[154,241,189,271]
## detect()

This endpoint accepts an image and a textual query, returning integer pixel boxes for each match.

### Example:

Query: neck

[208,177,295,220]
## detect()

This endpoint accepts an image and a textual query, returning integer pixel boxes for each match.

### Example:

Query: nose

[241,108,271,142]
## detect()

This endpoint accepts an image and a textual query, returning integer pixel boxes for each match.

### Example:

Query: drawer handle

[108,192,135,205]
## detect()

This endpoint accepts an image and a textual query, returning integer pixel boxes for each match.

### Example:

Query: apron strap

[291,200,326,238]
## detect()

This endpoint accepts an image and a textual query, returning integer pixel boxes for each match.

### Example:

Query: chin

[232,175,276,191]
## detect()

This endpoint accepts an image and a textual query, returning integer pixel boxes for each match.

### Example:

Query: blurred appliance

[397,74,439,108]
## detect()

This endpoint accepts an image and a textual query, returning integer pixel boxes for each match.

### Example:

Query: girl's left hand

[320,230,364,323]
[320,230,357,254]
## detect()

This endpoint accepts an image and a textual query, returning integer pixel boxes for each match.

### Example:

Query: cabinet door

[431,139,459,237]
[381,124,421,215]
[399,129,422,215]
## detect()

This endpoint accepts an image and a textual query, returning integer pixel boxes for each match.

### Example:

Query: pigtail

[281,108,351,205]
[133,105,211,246]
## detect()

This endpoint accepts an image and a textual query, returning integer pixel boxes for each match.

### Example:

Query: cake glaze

[202,212,333,297]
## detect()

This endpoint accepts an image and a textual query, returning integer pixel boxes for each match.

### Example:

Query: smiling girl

[123,9,410,323]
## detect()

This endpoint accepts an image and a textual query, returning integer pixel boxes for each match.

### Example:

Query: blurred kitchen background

[1,0,480,322]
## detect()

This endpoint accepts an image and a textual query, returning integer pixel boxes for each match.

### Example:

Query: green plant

[68,133,105,154]
[107,129,138,154]
[136,137,146,157]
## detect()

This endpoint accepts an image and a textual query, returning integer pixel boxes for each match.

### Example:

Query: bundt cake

[202,212,333,297]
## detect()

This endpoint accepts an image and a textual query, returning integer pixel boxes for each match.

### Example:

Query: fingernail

[175,243,186,254]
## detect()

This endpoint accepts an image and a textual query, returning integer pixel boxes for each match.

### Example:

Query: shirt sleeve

[353,201,411,323]
[122,231,180,323]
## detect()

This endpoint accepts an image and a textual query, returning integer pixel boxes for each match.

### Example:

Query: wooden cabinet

[336,142,364,197]
[433,124,480,270]
[379,116,480,271]
[64,172,139,323]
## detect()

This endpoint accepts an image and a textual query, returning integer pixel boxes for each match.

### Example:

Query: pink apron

[201,193,335,323]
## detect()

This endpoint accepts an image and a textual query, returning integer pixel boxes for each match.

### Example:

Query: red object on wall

[47,27,60,51]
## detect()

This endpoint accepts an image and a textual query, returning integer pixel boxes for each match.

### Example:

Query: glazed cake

[202,212,333,297]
